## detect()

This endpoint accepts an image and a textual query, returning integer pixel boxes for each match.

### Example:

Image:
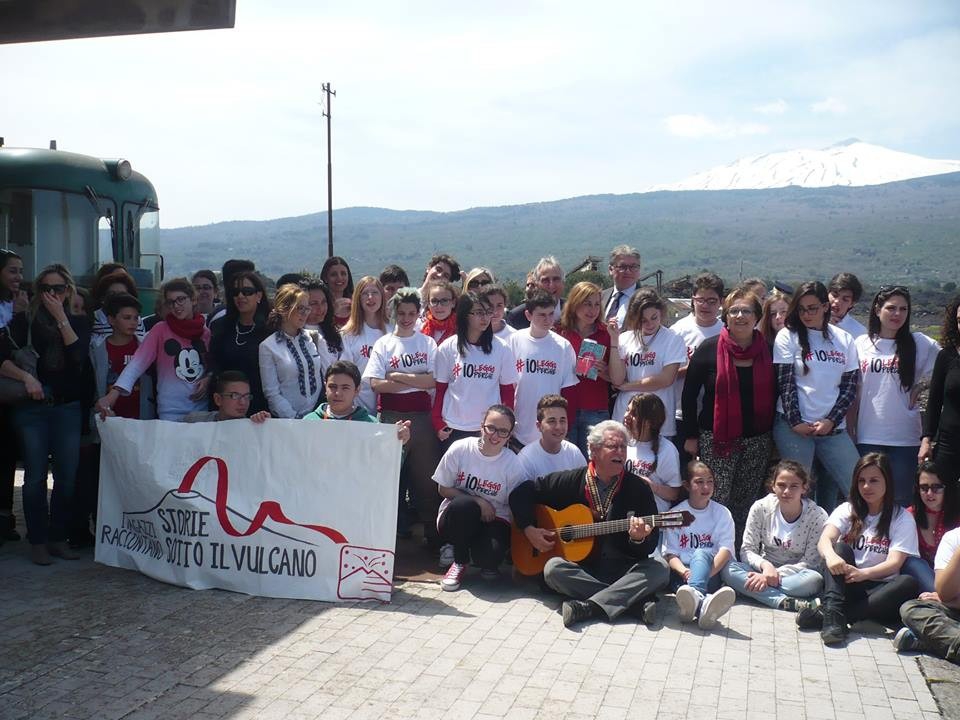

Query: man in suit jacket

[600,245,643,329]
[507,256,566,330]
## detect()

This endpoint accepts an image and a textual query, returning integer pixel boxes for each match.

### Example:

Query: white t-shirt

[773,325,859,427]
[661,499,735,565]
[517,439,587,481]
[432,437,525,524]
[670,313,723,420]
[625,437,682,513]
[305,325,341,378]
[507,330,579,445]
[835,314,867,339]
[827,502,919,580]
[435,335,519,431]
[855,333,940,446]
[494,323,516,341]
[342,324,386,413]
[934,527,960,570]
[613,326,688,436]
[361,332,437,394]
[770,507,801,551]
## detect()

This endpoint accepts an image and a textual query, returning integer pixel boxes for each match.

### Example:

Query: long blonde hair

[30,263,76,319]
[268,283,308,332]
[559,281,602,334]
[342,276,388,336]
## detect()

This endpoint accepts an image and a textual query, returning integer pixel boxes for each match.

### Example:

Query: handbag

[0,323,40,405]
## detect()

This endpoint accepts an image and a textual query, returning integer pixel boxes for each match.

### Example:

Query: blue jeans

[773,415,860,513]
[856,444,919,507]
[13,401,82,545]
[670,548,723,595]
[569,409,609,459]
[901,555,936,594]
[722,561,824,609]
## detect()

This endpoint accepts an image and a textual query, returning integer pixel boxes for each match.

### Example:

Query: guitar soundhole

[559,527,573,542]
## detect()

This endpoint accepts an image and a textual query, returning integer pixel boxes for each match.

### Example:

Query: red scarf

[713,327,774,456]
[420,311,456,345]
[165,313,206,340]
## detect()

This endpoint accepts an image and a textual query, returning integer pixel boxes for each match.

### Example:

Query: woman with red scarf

[98,278,211,421]
[681,287,775,545]
[420,280,459,346]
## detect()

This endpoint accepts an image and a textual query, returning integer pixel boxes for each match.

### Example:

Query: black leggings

[437,495,510,570]
[823,542,918,626]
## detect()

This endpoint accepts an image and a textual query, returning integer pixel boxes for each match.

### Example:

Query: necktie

[606,291,623,320]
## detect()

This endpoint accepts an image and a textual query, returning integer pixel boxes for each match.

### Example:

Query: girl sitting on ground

[661,460,737,630]
[799,452,919,645]
[722,460,827,612]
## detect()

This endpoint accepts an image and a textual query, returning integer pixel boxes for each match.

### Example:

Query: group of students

[2,243,960,662]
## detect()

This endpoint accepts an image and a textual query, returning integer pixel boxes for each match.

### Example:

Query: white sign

[95,417,401,602]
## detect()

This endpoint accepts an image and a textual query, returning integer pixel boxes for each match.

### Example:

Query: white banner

[95,417,401,602]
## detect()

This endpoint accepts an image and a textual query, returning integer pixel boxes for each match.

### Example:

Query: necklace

[235,322,255,346]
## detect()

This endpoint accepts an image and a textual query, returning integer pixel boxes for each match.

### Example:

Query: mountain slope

[161,172,960,288]
[650,140,960,192]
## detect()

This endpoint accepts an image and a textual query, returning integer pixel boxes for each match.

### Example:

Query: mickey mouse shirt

[114,320,210,420]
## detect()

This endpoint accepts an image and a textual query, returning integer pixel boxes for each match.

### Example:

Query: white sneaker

[441,562,466,592]
[675,585,701,623]
[698,586,736,630]
[438,543,455,569]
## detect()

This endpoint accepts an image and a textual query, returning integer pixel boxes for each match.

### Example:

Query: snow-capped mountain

[649,139,960,192]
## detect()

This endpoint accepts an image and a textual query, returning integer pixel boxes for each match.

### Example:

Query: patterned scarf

[583,461,623,521]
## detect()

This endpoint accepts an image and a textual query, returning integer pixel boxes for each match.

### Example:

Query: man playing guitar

[509,419,670,628]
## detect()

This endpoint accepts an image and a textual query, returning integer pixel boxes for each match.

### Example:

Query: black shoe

[68,531,96,549]
[640,600,658,626]
[820,608,848,645]
[796,607,824,630]
[561,600,600,628]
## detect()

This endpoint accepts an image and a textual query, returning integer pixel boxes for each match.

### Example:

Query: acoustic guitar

[511,503,695,576]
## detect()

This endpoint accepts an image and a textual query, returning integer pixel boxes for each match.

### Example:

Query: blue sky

[1,1,957,227]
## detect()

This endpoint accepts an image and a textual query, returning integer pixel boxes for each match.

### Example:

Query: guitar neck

[565,514,660,540]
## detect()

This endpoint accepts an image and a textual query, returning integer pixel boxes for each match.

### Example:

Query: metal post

[322,83,336,258]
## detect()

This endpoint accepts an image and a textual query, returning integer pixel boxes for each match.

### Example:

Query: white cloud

[663,114,769,139]
[753,99,788,115]
[811,97,848,114]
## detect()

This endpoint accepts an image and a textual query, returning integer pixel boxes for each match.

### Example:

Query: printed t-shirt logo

[389,351,428,370]
[626,351,657,367]
[773,536,793,548]
[802,348,847,365]
[679,532,713,549]
[624,458,653,476]
[861,356,898,375]
[360,345,371,359]
[459,362,495,380]
[455,469,502,497]
[518,357,558,375]
[855,533,890,556]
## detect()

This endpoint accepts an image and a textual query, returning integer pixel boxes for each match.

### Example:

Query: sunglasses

[39,283,68,294]
[233,286,260,297]
[919,484,945,493]
[878,285,910,297]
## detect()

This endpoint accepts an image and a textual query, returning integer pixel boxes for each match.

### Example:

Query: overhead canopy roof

[0,0,235,44]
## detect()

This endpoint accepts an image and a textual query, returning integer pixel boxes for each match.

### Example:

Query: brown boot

[47,541,81,560]
[30,544,53,566]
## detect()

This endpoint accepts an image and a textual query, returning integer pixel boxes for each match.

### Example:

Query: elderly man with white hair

[509,419,669,628]
[506,256,565,330]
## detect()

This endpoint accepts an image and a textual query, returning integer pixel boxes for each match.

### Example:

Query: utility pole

[321,83,336,258]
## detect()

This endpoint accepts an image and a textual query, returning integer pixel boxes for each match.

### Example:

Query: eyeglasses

[919,484,945,493]
[295,305,311,316]
[165,295,190,308]
[469,308,493,318]
[360,290,381,298]
[481,424,511,438]
[234,286,260,297]
[798,303,824,315]
[38,283,68,294]
[693,296,719,306]
[430,298,453,306]
[221,392,253,402]
[193,284,215,292]
[727,307,755,317]
[613,264,641,272]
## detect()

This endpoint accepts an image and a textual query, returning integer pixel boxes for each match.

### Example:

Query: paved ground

[1,480,958,720]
